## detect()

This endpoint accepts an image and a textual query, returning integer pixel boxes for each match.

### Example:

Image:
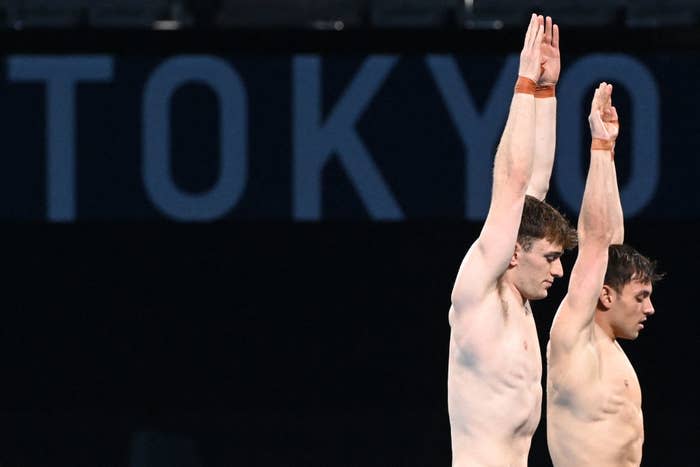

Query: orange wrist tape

[535,85,555,98]
[591,138,615,159]
[514,76,537,95]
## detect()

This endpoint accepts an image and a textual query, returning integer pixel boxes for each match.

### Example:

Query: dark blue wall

[0,29,697,466]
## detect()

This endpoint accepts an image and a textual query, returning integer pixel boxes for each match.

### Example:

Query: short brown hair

[605,244,664,292]
[518,195,577,251]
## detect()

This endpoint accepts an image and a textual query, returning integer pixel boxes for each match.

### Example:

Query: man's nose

[644,298,655,316]
[551,258,563,278]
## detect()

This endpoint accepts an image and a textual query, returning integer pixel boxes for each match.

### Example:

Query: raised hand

[588,82,618,141]
[602,100,619,142]
[519,14,545,83]
[539,16,560,87]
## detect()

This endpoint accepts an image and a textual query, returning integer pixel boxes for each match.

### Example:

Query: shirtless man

[448,14,576,466]
[546,83,662,467]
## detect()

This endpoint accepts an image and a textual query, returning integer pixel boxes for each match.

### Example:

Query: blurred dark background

[1,0,700,29]
[0,1,698,466]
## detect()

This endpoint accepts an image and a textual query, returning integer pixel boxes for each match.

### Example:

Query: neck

[501,270,528,306]
[594,311,616,340]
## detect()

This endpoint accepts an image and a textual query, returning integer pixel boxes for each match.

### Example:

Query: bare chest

[500,313,542,378]
[598,341,642,407]
[449,295,545,441]
[559,339,642,425]
[454,296,542,384]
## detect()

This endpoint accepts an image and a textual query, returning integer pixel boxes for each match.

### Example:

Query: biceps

[565,250,608,311]
[452,193,524,304]
[451,239,511,306]
[551,252,608,341]
[549,302,593,354]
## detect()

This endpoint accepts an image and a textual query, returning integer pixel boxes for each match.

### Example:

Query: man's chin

[616,331,639,341]
[527,290,548,301]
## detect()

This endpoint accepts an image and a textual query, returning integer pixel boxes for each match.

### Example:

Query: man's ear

[510,242,522,267]
[599,285,614,310]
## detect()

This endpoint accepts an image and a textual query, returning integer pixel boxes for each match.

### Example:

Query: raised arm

[451,14,545,308]
[528,16,559,201]
[550,83,618,348]
[606,104,624,244]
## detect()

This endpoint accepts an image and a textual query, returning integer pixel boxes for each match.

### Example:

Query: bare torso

[448,286,542,467]
[547,324,643,467]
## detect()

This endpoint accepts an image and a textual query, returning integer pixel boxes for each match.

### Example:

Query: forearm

[528,96,557,200]
[609,162,624,244]
[578,150,613,245]
[454,89,537,305]
[493,90,537,193]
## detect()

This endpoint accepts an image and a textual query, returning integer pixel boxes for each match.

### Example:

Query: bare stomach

[450,431,534,467]
[547,404,643,467]
[447,299,543,466]
[448,359,542,466]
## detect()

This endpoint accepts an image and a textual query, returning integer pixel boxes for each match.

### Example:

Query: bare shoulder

[548,300,601,392]
[548,247,608,353]
[549,298,593,354]
[451,238,497,306]
[452,194,528,310]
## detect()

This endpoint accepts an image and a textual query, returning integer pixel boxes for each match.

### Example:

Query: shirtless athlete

[447,14,576,466]
[546,83,662,467]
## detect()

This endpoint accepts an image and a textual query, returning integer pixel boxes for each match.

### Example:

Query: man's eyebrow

[545,251,563,257]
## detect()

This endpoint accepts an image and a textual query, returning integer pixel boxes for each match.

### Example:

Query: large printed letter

[293,55,403,220]
[143,56,247,221]
[426,54,518,220]
[8,56,113,222]
[557,54,660,216]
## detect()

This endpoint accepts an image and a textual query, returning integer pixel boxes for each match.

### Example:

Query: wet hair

[605,244,664,292]
[517,195,577,251]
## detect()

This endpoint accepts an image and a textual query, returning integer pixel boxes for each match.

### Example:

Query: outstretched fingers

[524,14,537,49]
[545,16,553,45]
[589,82,619,141]
[524,14,544,50]
[519,14,546,82]
[602,84,613,113]
[594,82,611,110]
[590,84,603,114]
[533,16,545,49]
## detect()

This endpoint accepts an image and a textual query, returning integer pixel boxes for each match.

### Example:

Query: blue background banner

[0,29,696,221]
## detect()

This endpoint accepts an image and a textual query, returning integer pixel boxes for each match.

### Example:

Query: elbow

[602,229,615,245]
[526,181,548,201]
[611,226,624,245]
[578,228,613,247]
[507,171,530,196]
[493,153,531,196]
